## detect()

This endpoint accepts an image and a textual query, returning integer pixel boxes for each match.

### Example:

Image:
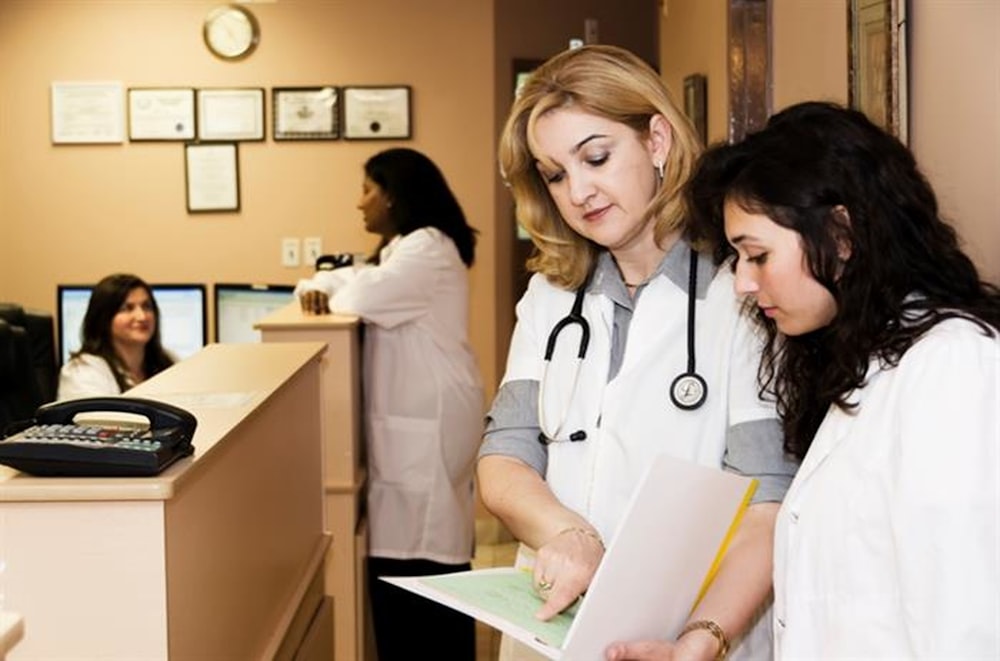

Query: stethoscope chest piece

[669,372,707,410]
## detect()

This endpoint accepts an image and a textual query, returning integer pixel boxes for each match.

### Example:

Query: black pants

[367,556,476,661]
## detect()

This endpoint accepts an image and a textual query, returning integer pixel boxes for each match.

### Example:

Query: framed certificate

[342,86,411,140]
[51,81,125,144]
[128,88,196,141]
[196,88,265,141]
[185,142,240,213]
[273,87,339,140]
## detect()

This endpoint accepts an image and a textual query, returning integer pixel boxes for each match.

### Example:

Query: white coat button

[790,511,799,522]
[777,617,786,628]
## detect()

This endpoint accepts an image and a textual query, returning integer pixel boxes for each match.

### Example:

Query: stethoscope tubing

[539,248,707,443]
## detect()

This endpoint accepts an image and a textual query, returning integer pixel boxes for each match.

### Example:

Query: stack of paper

[385,453,757,660]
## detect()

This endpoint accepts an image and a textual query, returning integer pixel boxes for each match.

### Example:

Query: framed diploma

[128,88,196,141]
[342,86,411,140]
[50,81,125,144]
[196,88,265,141]
[185,142,240,213]
[273,87,340,140]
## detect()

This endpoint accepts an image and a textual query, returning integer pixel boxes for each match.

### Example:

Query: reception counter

[0,342,331,660]
[256,304,367,661]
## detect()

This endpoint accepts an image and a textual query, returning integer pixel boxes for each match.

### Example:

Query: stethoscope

[538,248,707,444]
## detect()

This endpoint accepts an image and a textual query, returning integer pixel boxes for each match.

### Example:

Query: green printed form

[419,569,578,649]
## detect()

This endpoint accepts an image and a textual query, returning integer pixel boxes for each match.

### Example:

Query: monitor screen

[213,283,295,344]
[57,283,207,366]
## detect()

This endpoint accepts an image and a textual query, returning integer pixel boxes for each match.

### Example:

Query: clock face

[204,5,259,60]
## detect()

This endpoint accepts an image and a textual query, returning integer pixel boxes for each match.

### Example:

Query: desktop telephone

[0,397,197,477]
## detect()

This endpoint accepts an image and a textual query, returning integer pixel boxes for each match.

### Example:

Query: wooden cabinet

[257,304,368,661]
[0,343,329,660]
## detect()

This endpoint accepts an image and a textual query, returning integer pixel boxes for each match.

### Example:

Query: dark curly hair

[687,101,1000,459]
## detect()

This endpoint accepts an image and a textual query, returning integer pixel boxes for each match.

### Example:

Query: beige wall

[662,0,999,285]
[660,0,730,145]
[0,0,499,389]
[909,0,1000,285]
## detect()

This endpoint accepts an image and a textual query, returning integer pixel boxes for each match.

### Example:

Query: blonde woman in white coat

[296,148,484,661]
[688,101,1000,658]
[479,45,799,661]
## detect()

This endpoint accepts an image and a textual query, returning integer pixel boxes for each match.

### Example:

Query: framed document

[849,0,908,141]
[196,88,265,141]
[273,87,340,140]
[51,81,125,144]
[185,142,240,213]
[683,74,707,145]
[342,86,411,140]
[128,88,196,141]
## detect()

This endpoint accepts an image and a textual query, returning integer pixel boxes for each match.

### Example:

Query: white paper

[385,454,756,660]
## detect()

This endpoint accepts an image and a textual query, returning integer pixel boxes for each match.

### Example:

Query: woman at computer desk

[57,273,174,401]
[295,147,484,661]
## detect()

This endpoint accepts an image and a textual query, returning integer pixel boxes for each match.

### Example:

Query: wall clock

[204,5,260,61]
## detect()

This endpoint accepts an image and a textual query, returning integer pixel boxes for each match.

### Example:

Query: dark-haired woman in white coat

[296,148,484,661]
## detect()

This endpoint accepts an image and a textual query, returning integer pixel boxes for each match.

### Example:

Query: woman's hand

[299,290,330,315]
[532,527,605,620]
[605,628,719,661]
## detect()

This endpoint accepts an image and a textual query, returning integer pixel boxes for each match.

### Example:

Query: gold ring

[537,579,554,592]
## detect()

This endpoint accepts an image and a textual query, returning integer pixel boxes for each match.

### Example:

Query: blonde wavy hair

[499,44,702,289]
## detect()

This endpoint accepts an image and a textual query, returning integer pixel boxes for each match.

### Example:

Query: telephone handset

[0,397,197,477]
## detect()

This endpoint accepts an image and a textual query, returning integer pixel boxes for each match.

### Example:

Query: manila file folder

[383,453,757,660]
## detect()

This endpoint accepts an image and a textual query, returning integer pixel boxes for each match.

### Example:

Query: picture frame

[273,86,340,140]
[50,81,125,144]
[342,86,411,140]
[683,74,708,145]
[196,88,265,142]
[849,0,908,142]
[185,142,240,213]
[128,88,196,141]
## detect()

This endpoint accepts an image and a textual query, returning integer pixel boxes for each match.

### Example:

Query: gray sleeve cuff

[478,379,547,477]
[723,417,800,504]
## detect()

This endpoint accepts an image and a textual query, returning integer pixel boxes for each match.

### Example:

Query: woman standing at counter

[295,147,484,661]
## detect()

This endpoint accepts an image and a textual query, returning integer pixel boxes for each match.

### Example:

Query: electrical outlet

[281,237,301,267]
[303,237,323,267]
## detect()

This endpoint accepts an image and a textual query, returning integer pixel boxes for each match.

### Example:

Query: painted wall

[661,0,998,285]
[0,0,499,388]
[659,0,730,145]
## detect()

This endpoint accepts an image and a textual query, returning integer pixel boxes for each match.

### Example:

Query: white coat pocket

[368,415,438,487]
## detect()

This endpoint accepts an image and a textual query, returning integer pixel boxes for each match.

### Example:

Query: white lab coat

[295,227,484,564]
[773,318,1000,659]
[504,257,774,541]
[500,250,777,659]
[57,353,123,401]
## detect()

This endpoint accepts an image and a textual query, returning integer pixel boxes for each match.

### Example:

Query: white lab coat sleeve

[329,230,443,329]
[892,324,999,656]
[292,267,357,297]
[500,273,562,384]
[57,354,121,401]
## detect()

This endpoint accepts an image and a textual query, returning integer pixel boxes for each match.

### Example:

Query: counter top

[255,301,359,330]
[0,342,325,503]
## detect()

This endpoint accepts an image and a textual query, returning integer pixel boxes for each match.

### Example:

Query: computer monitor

[213,283,295,344]
[56,283,208,366]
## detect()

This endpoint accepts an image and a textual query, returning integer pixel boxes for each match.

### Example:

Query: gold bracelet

[679,619,729,660]
[556,526,605,551]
